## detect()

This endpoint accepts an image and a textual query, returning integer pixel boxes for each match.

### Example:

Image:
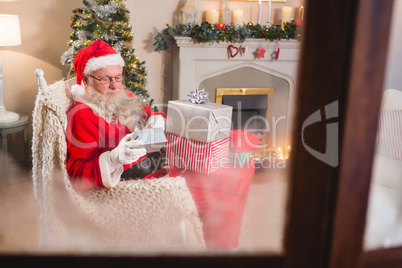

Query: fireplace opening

[222,94,268,133]
[216,88,276,167]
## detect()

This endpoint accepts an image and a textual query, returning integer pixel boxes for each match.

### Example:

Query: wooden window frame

[329,0,398,267]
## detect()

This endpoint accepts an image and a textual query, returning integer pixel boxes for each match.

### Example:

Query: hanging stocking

[275,41,280,60]
[270,41,280,60]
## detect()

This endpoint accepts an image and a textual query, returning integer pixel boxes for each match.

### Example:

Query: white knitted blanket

[31,80,205,253]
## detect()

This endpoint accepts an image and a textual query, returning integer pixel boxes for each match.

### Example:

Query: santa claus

[66,39,166,192]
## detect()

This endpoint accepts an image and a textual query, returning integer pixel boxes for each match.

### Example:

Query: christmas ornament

[255,47,266,59]
[240,45,248,56]
[228,44,239,58]
[89,0,120,18]
[188,89,208,104]
[271,41,280,60]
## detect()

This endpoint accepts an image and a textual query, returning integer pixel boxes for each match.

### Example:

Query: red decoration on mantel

[228,45,239,58]
[271,42,280,60]
[217,23,225,29]
[240,45,247,56]
[255,47,266,59]
[275,42,280,60]
[275,47,280,60]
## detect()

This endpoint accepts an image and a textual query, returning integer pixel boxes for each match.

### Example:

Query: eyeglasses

[89,74,123,85]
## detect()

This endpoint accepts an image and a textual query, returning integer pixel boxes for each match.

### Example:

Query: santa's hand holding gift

[66,40,166,192]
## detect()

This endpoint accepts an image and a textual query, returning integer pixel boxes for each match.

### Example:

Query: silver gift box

[166,100,232,142]
[131,127,167,153]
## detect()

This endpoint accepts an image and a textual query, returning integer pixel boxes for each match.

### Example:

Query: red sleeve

[66,104,105,192]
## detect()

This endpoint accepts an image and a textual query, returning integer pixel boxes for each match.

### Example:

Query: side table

[0,114,30,178]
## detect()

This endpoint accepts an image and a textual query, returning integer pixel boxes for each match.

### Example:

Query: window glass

[364,0,402,251]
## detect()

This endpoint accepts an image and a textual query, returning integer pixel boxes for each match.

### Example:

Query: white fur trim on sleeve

[84,54,125,75]
[146,114,166,130]
[99,151,123,188]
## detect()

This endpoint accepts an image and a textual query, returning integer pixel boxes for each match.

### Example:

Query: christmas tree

[60,0,152,106]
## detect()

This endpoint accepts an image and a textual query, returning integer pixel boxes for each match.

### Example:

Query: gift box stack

[165,90,262,250]
[165,95,233,174]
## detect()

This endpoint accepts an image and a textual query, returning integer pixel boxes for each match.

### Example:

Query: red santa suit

[66,91,166,192]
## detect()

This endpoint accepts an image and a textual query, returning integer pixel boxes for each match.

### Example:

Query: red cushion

[170,163,255,249]
[229,130,260,152]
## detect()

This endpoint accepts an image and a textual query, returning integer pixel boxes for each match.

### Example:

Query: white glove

[109,133,146,166]
[145,115,165,131]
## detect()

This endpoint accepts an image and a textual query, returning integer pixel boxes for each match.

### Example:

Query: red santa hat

[73,39,125,85]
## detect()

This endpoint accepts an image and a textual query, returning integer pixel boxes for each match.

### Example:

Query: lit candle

[298,6,304,20]
[206,9,219,24]
[281,6,292,29]
[233,9,244,26]
[268,0,272,26]
[258,0,262,25]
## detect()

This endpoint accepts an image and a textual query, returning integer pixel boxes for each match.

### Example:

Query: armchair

[32,69,205,252]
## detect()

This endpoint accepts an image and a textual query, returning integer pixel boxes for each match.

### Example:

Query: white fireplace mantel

[171,37,301,148]
[172,37,301,101]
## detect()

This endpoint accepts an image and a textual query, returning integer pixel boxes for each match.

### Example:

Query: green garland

[154,21,299,52]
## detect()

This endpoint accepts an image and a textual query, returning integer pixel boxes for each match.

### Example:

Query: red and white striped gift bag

[165,133,230,174]
[376,109,402,160]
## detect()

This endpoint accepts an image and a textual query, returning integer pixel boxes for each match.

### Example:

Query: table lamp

[0,14,21,123]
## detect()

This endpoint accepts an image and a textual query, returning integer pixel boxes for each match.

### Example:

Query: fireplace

[171,37,300,158]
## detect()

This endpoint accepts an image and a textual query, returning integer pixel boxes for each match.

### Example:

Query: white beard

[77,86,147,131]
